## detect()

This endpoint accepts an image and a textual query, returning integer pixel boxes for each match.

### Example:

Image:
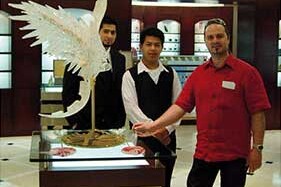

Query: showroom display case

[194,20,210,58]
[160,55,207,120]
[30,129,176,187]
[131,18,143,60]
[157,20,181,56]
[0,11,12,89]
[160,55,207,86]
[131,19,181,60]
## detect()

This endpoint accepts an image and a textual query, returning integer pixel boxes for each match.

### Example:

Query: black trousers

[187,158,247,187]
[139,131,176,187]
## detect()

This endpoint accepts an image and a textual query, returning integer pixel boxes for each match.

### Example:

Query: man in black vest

[62,16,126,130]
[122,27,182,187]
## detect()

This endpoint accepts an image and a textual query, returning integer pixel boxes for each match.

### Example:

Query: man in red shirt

[133,18,271,187]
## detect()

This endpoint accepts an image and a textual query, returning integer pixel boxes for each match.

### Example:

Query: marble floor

[0,125,280,187]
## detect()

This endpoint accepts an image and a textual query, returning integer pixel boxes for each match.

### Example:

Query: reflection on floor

[0,125,280,187]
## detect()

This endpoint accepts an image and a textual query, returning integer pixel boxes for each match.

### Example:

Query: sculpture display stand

[30,130,175,187]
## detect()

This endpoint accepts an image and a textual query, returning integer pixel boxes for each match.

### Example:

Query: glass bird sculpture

[9,0,109,118]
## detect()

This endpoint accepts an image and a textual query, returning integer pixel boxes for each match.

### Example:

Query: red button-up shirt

[176,55,271,162]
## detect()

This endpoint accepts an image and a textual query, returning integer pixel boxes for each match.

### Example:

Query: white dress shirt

[105,47,112,71]
[122,60,182,134]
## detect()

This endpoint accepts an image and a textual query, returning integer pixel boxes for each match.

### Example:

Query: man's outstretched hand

[133,122,155,137]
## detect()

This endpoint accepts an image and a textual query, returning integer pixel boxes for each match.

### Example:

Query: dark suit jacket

[62,48,126,130]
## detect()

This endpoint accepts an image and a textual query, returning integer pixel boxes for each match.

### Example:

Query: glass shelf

[41,85,62,93]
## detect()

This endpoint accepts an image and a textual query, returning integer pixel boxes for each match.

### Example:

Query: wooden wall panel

[180,9,195,55]
[237,4,255,63]
[237,0,280,129]
[106,0,131,51]
[143,7,158,27]
[225,3,279,130]
[0,91,13,136]
[254,1,280,129]
[13,89,41,134]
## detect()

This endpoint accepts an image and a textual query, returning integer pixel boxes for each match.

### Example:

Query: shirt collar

[106,47,111,56]
[137,60,169,74]
[105,47,112,62]
[106,47,111,52]
[204,54,236,70]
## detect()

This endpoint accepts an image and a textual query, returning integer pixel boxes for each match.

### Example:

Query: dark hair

[204,18,230,38]
[140,27,164,46]
[99,15,118,31]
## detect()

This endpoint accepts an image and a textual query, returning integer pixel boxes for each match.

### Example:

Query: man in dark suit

[62,16,126,130]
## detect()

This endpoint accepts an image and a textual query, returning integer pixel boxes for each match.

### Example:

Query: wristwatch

[253,144,264,152]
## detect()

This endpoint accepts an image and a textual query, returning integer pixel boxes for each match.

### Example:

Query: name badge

[222,81,235,90]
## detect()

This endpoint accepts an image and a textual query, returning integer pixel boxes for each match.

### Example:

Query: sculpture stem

[91,76,96,137]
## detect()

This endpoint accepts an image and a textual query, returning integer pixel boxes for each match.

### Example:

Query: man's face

[99,23,117,48]
[140,36,163,64]
[204,24,229,56]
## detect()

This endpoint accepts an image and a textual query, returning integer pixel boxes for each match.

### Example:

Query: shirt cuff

[165,125,176,134]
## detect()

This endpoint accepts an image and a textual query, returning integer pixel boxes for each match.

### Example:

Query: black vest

[129,65,174,120]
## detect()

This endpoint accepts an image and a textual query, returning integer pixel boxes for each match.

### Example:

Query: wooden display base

[39,160,165,187]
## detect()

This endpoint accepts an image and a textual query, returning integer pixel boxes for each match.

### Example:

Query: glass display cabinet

[157,20,181,56]
[0,11,12,89]
[30,129,176,187]
[131,19,181,59]
[131,18,143,60]
[160,55,206,86]
[160,55,207,120]
[194,20,210,58]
